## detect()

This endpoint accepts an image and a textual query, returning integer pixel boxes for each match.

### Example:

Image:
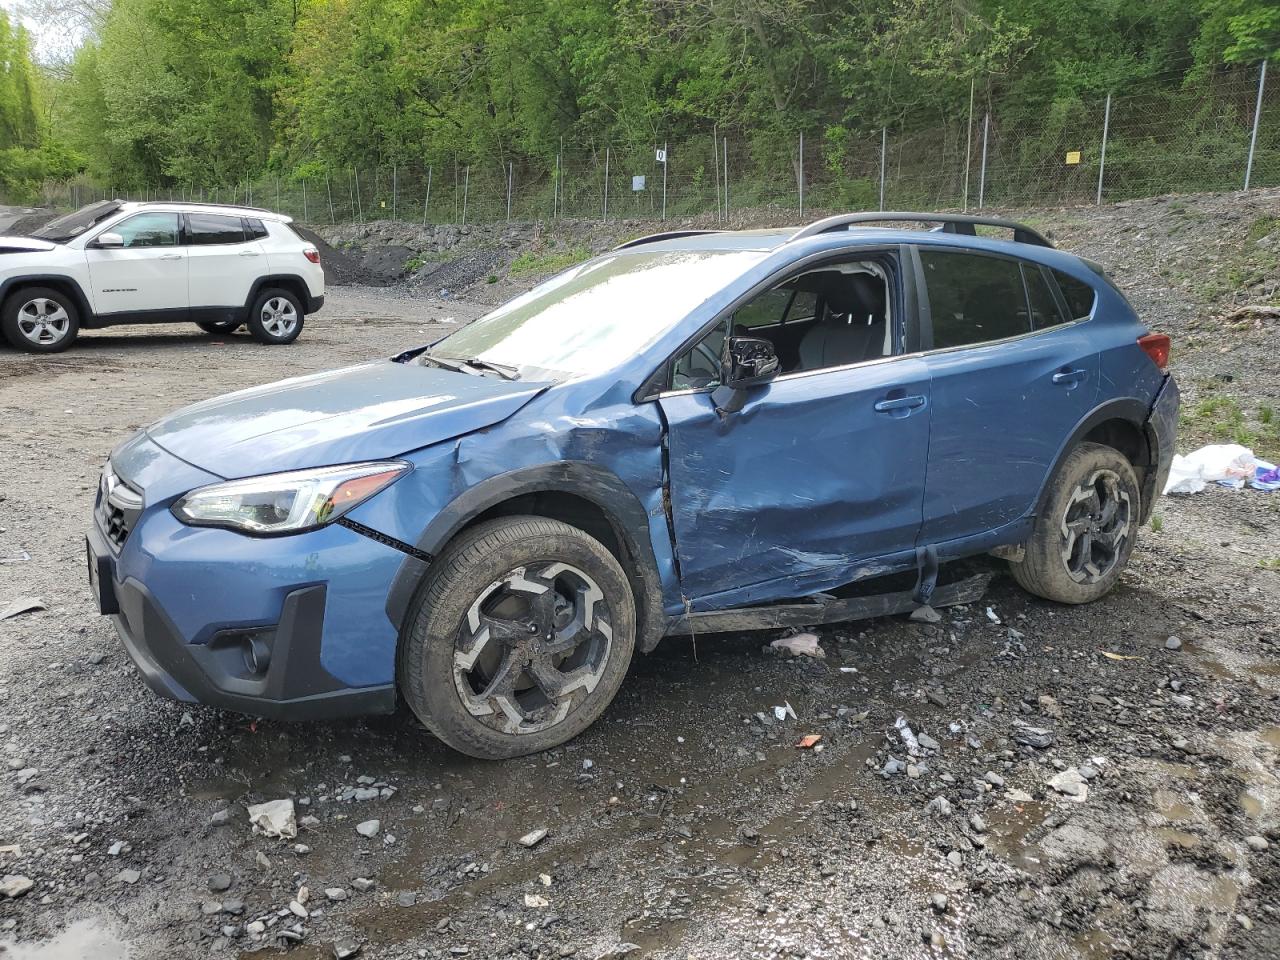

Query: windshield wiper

[425,354,520,381]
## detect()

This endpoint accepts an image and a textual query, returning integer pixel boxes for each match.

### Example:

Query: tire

[1,286,80,353]
[196,320,242,335]
[1010,442,1141,604]
[246,288,304,344]
[399,516,636,759]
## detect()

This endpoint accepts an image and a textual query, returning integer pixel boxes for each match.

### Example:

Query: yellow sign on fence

[1065,151,1082,165]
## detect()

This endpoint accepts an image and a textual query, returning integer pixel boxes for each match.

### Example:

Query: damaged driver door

[658,353,932,608]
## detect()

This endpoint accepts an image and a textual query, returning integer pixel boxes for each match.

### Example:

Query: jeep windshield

[424,249,768,380]
[28,200,124,243]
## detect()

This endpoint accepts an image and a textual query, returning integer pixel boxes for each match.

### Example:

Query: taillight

[303,248,320,264]
[1138,333,1169,370]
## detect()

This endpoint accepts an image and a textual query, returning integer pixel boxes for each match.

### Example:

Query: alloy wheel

[260,297,298,338]
[16,298,71,346]
[1059,468,1131,584]
[453,562,614,735]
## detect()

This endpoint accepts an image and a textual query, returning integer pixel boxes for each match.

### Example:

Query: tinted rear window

[1054,271,1096,320]
[188,213,246,245]
[921,250,1029,348]
[1024,264,1067,330]
[246,218,269,240]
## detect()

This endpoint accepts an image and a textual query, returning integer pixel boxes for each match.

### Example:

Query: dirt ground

[2,192,1280,960]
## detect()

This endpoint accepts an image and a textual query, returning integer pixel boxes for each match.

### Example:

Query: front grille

[95,464,143,551]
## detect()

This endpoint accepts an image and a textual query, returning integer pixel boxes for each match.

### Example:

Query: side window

[785,289,818,322]
[1024,264,1067,330]
[188,213,247,245]
[1054,270,1096,321]
[111,213,179,248]
[670,320,727,391]
[732,288,790,332]
[921,251,1028,349]
[246,218,269,241]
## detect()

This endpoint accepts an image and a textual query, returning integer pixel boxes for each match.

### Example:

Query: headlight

[172,461,410,535]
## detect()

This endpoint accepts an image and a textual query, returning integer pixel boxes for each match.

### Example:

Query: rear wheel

[1,287,80,353]
[246,288,304,344]
[196,320,241,335]
[399,516,636,759]
[1010,442,1140,604]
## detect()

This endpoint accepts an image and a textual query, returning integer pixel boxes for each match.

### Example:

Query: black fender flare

[1032,396,1157,522]
[244,274,314,311]
[384,461,668,655]
[0,274,95,325]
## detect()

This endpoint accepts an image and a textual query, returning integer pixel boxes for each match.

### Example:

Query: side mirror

[93,232,124,249]
[713,336,779,416]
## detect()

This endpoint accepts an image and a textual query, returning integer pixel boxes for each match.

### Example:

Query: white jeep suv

[0,200,324,353]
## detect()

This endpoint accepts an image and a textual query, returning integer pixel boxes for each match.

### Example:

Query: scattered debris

[518,828,548,848]
[524,893,550,908]
[909,605,942,624]
[247,799,298,839]
[773,702,797,722]
[1013,724,1055,749]
[0,597,45,621]
[795,734,822,749]
[1165,635,1183,651]
[1048,768,1089,802]
[895,715,921,756]
[770,632,825,658]
[1,875,33,898]
[355,819,381,838]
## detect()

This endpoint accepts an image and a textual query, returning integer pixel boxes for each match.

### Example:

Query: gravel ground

[1,193,1280,960]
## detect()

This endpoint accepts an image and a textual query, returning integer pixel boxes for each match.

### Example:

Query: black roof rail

[135,199,277,215]
[789,212,1053,248]
[614,229,722,251]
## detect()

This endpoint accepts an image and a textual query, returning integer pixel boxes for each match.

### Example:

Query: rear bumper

[87,521,396,721]
[1142,374,1179,522]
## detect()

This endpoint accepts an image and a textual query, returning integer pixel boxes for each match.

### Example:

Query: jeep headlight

[172,462,409,535]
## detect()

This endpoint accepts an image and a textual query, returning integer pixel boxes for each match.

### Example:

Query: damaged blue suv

[88,213,1179,758]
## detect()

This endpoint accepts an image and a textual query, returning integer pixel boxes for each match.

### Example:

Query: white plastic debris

[1164,443,1258,494]
[986,606,1001,624]
[769,632,824,658]
[895,715,920,757]
[0,597,45,621]
[246,799,297,839]
[773,702,798,722]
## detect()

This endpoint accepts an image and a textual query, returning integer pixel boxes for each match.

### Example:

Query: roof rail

[614,229,722,251]
[136,199,276,215]
[789,212,1052,248]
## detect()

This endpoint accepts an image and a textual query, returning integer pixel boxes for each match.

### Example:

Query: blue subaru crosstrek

[88,213,1178,758]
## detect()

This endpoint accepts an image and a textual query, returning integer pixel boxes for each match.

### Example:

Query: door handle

[873,394,927,413]
[158,253,183,260]
[1052,368,1088,386]
[238,250,260,257]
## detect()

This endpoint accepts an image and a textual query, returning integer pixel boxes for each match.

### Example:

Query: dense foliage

[22,0,1280,191]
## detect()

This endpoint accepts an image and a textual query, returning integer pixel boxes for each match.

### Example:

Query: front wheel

[1,287,80,353]
[246,288,304,344]
[399,516,636,759]
[1010,441,1141,604]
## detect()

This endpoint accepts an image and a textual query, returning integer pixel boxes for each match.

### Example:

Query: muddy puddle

[0,919,130,960]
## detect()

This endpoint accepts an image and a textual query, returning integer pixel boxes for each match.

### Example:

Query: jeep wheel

[196,320,242,335]
[246,288,304,344]
[1,287,80,353]
[399,516,636,759]
[1011,442,1141,604]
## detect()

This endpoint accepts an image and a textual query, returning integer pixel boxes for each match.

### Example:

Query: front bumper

[1142,373,1180,522]
[89,523,395,720]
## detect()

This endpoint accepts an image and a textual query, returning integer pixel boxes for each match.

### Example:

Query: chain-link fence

[36,62,1276,225]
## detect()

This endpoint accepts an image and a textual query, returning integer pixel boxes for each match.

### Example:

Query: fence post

[603,146,610,221]
[723,136,729,222]
[879,127,887,211]
[392,163,398,220]
[662,140,668,220]
[506,161,513,220]
[423,165,432,227]
[1245,59,1268,191]
[963,78,975,211]
[353,168,363,223]
[978,112,990,208]
[1097,92,1112,205]
[798,131,804,218]
[275,176,281,213]
[712,130,720,222]
[462,165,470,225]
[325,174,335,224]
[302,179,308,222]
[553,152,560,218]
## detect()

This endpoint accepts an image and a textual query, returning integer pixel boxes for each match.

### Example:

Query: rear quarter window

[1054,271,1097,321]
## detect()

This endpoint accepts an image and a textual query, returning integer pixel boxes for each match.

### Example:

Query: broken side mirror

[713,336,779,416]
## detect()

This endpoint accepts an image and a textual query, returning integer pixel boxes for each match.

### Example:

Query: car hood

[0,235,59,253]
[145,360,548,478]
